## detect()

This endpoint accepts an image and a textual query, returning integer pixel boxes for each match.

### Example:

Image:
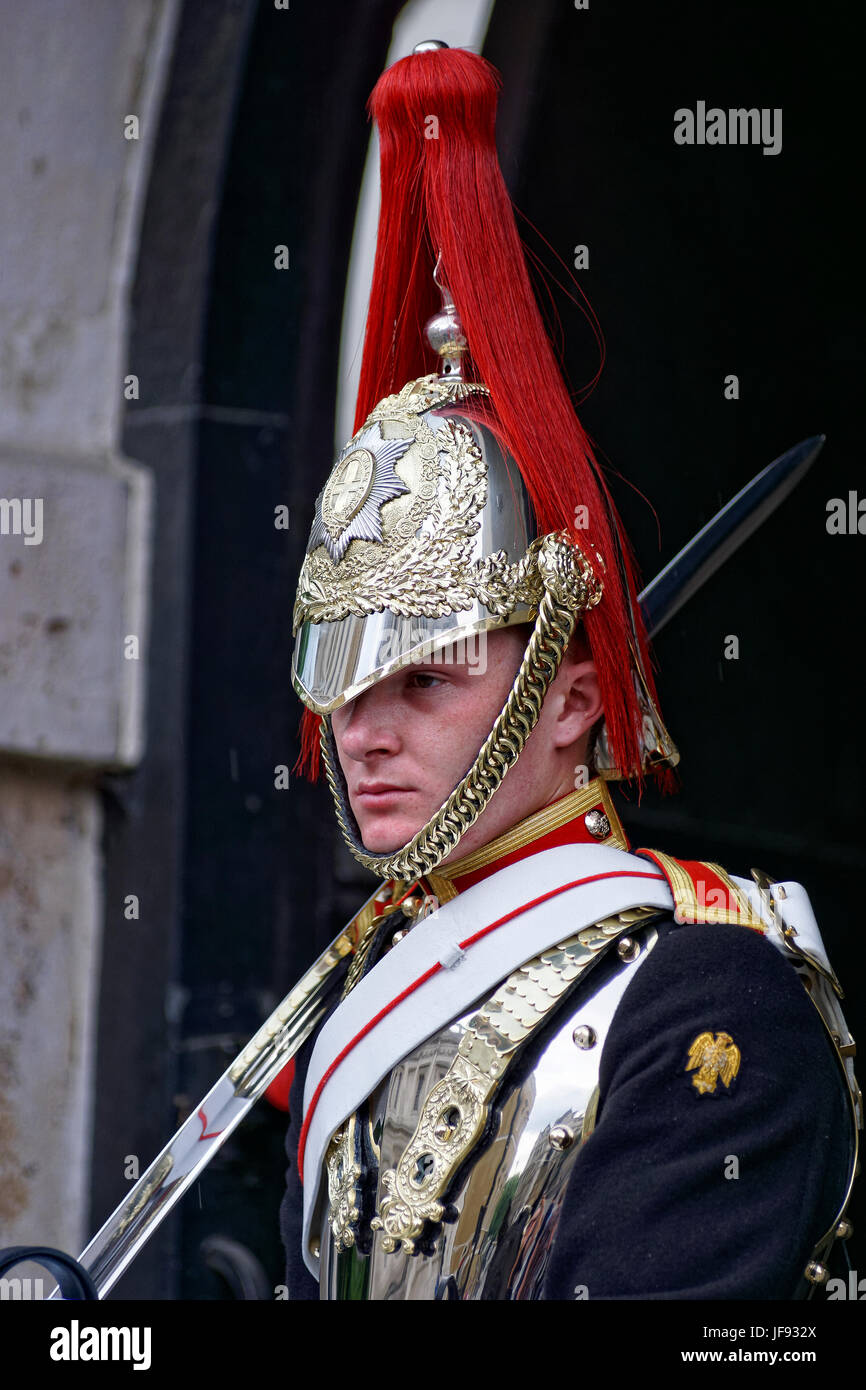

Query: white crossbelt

[300,844,677,1274]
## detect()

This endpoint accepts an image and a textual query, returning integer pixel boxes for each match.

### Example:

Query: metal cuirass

[318,917,662,1300]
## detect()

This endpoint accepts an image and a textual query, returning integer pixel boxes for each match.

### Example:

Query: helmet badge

[310,424,413,563]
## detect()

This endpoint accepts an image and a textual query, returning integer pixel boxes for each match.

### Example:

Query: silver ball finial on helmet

[425,253,468,383]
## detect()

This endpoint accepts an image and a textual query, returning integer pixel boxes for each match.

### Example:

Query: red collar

[424,779,629,903]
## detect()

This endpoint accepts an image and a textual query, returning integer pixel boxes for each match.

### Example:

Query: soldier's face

[330,628,598,861]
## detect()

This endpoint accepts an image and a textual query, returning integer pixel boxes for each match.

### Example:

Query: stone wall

[0,0,179,1253]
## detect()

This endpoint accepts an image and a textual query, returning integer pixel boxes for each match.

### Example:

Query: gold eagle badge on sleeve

[686,1031,741,1095]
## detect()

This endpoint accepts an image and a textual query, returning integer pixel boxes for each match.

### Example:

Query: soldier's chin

[356,812,425,855]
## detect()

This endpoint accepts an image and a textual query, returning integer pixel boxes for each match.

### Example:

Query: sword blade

[54,898,374,1299]
[639,435,824,638]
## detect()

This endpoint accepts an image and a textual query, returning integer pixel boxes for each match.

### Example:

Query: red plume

[297,47,667,785]
[356,47,663,783]
[295,707,321,782]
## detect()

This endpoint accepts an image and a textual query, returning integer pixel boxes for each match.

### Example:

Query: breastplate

[319,920,661,1299]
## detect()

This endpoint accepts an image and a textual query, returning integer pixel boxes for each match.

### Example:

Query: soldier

[280,43,858,1300]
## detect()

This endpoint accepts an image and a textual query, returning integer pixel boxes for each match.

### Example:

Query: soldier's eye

[408,672,442,689]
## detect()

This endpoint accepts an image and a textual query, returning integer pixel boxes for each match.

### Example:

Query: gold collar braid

[320,532,602,881]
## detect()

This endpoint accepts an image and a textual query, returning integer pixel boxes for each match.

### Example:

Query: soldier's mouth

[355,783,415,806]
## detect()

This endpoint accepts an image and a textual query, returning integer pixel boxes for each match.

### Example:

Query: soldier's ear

[550,659,603,750]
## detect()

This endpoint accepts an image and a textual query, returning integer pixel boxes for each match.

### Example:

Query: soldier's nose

[333,686,402,761]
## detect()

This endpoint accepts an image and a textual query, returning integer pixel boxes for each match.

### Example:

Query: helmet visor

[292,602,534,714]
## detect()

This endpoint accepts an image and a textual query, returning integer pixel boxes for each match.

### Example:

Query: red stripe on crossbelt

[297,869,665,1182]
